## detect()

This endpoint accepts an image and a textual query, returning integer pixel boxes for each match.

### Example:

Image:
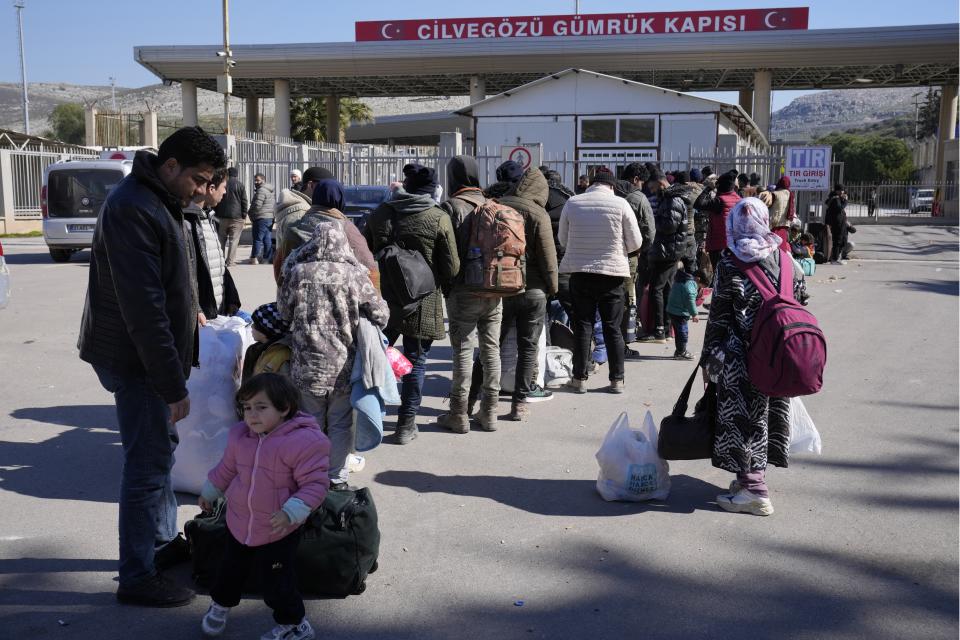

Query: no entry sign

[356,8,809,41]
[785,146,832,191]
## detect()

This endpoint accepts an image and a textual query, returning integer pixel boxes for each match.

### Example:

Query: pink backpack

[733,251,826,397]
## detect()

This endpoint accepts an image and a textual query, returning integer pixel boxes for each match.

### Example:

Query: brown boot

[506,401,528,422]
[477,400,499,432]
[437,398,470,434]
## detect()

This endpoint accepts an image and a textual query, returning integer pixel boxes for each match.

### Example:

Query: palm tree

[290,98,373,143]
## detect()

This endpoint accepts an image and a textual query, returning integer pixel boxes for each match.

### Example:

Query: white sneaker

[261,619,315,640]
[716,488,774,516]
[347,453,365,473]
[201,602,230,637]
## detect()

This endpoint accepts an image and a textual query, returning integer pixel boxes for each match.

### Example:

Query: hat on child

[251,303,289,341]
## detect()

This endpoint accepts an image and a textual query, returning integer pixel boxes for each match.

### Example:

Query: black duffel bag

[185,487,380,597]
[658,365,716,460]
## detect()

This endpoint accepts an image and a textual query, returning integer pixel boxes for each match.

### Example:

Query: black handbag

[658,365,716,460]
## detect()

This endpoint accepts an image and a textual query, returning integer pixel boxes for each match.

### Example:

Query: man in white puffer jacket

[558,168,643,394]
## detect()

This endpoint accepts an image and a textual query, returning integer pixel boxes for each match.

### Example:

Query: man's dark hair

[210,168,227,187]
[157,126,227,171]
[621,162,650,183]
[674,170,690,184]
[236,372,300,420]
[749,172,761,186]
[834,183,845,193]
[578,174,588,182]
[254,173,266,180]
[737,173,749,187]
[227,166,239,177]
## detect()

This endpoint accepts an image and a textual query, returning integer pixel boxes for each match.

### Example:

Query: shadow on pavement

[1,407,120,503]
[896,279,959,296]
[3,251,90,265]
[374,471,721,516]
[11,405,117,430]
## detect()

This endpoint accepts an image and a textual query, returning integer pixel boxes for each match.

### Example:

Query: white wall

[474,116,576,159]
[660,113,718,161]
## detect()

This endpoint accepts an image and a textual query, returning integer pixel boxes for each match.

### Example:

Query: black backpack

[375,209,435,318]
[184,487,380,597]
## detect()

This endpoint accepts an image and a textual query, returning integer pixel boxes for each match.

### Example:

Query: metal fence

[95,112,145,148]
[228,130,439,193]
[0,148,99,224]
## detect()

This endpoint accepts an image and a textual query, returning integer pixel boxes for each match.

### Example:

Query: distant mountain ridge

[0,81,917,143]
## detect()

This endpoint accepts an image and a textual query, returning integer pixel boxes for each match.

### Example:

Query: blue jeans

[93,365,178,587]
[387,333,433,421]
[670,315,690,353]
[250,218,274,261]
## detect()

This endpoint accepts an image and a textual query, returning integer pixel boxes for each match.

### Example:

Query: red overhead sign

[356,8,808,41]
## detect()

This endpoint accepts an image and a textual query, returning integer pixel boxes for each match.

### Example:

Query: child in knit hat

[242,303,293,384]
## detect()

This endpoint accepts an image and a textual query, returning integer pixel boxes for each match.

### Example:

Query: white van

[41,149,143,262]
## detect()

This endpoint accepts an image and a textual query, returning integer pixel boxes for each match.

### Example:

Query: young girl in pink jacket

[199,373,330,640]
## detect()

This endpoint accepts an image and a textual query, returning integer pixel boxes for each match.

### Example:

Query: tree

[290,97,373,143]
[816,132,915,183]
[46,103,85,145]
[917,87,941,140]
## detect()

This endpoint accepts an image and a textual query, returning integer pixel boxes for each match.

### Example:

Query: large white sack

[172,316,254,494]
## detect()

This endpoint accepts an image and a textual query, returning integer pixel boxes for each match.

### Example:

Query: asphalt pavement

[0,225,957,640]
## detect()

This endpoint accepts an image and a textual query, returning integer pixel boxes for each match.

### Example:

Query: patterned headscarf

[726,197,783,262]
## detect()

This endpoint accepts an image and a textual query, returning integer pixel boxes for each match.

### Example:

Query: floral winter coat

[279,221,389,396]
[208,412,330,547]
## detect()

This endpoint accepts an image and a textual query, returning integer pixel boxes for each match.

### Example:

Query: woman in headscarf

[275,178,379,289]
[769,176,796,244]
[279,222,389,489]
[700,197,807,517]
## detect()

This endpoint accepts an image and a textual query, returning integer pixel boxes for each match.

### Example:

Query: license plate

[68,224,95,232]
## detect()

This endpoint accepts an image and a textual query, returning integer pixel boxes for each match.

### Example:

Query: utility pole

[109,76,117,112]
[912,91,925,141]
[221,0,233,135]
[14,0,29,134]
[575,1,580,14]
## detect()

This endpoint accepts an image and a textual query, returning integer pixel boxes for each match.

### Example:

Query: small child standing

[242,303,294,384]
[666,265,709,360]
[199,373,330,640]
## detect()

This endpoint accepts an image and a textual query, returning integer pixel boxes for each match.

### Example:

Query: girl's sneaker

[201,602,230,637]
[261,619,315,640]
[716,488,774,516]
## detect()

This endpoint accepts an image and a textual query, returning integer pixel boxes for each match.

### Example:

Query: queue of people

[78,126,816,639]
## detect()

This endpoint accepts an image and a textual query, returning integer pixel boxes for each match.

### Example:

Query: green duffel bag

[184,487,380,597]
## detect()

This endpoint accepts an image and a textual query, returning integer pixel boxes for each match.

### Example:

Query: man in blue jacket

[78,126,227,607]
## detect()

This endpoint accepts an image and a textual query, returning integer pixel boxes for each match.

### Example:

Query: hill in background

[0,81,922,143]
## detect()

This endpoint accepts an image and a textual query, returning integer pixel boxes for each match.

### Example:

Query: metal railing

[0,148,98,223]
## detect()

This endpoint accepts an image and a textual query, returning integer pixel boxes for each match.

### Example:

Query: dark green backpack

[184,487,380,597]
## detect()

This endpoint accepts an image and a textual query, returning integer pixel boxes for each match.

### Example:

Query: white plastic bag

[172,316,255,493]
[789,397,822,455]
[595,411,671,502]
[500,325,546,393]
[544,346,573,388]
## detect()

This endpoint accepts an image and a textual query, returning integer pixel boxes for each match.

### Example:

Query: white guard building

[458,68,767,177]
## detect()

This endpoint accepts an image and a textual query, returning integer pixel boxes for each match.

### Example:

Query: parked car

[910,188,935,214]
[0,238,9,308]
[41,150,143,262]
[342,186,392,233]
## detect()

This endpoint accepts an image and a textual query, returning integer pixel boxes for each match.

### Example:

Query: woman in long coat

[701,198,807,516]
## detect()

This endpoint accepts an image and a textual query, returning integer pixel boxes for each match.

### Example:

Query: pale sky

[1,0,956,110]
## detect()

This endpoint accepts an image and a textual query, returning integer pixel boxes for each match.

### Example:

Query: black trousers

[648,260,678,332]
[570,273,625,382]
[470,289,547,402]
[211,529,304,625]
[829,225,847,261]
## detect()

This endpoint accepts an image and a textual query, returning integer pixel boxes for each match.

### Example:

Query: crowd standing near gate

[80,126,824,639]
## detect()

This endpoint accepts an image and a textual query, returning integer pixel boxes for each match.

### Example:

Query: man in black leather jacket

[78,126,226,608]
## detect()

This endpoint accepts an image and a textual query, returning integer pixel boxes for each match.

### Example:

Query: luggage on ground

[658,365,716,460]
[595,411,671,502]
[185,487,380,597]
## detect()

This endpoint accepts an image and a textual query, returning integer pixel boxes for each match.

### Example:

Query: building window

[619,118,656,143]
[579,115,659,147]
[581,119,617,143]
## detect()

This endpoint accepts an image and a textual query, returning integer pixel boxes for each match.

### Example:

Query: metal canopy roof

[134,24,959,98]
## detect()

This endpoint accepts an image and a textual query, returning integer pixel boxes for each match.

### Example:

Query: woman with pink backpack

[701,197,813,517]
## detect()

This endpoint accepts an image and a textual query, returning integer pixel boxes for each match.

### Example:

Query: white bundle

[172,316,254,494]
